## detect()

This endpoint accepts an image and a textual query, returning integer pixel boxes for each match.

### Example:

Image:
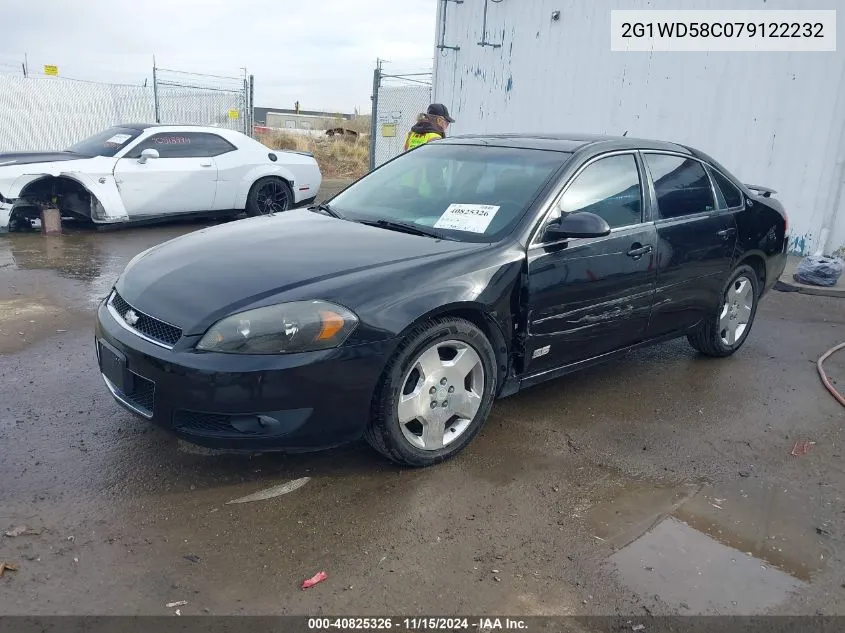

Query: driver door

[524,152,658,376]
[113,132,219,217]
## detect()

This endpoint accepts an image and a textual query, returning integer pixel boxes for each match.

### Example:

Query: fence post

[248,74,255,136]
[368,62,381,172]
[152,60,161,123]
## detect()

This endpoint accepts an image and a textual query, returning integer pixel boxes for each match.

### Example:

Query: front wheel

[365,318,498,467]
[245,177,293,216]
[687,264,760,357]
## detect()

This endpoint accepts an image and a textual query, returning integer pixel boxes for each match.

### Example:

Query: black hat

[427,103,454,123]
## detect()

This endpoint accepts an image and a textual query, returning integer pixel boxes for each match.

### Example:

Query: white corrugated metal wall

[433,0,845,255]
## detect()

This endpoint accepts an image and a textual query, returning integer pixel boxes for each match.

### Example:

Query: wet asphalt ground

[1,181,844,617]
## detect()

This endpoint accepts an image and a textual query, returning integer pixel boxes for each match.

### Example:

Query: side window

[710,168,743,209]
[200,134,237,157]
[557,154,643,229]
[645,154,715,219]
[125,132,235,159]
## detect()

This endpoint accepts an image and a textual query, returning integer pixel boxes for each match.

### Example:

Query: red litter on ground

[790,440,816,456]
[302,571,328,590]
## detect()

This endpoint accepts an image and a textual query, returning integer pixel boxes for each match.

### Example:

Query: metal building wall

[433,0,845,255]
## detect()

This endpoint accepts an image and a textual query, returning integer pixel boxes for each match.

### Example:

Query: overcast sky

[0,0,437,113]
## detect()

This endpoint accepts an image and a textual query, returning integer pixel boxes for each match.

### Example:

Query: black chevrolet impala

[95,133,788,466]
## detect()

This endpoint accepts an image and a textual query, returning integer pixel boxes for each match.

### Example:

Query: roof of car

[117,123,243,134]
[441,133,692,154]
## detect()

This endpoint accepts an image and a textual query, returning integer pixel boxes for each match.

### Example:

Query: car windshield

[328,143,570,242]
[65,126,142,157]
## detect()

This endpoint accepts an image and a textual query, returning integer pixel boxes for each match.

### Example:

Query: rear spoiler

[745,183,777,198]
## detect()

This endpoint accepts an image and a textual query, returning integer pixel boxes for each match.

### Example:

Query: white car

[0,124,322,232]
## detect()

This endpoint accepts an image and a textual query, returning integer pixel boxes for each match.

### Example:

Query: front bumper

[0,200,13,233]
[95,296,394,451]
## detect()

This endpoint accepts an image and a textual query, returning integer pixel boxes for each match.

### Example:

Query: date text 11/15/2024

[307,617,529,630]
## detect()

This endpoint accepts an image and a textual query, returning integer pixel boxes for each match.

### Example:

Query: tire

[364,317,498,467]
[687,264,760,357]
[245,177,293,216]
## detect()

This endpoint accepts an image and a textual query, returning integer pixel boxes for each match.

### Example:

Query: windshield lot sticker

[105,134,132,145]
[433,204,500,233]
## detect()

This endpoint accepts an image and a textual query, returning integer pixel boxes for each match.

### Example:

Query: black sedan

[95,133,788,466]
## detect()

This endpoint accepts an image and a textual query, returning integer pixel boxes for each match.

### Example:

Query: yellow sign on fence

[43,65,59,76]
[228,109,240,120]
[381,123,396,138]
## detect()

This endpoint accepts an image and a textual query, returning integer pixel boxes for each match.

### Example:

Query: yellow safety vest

[400,132,443,197]
[404,131,441,151]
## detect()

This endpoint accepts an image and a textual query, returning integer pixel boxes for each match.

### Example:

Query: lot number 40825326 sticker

[433,204,500,233]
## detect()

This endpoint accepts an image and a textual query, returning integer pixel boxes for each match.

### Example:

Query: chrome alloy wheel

[719,275,754,346]
[397,340,485,451]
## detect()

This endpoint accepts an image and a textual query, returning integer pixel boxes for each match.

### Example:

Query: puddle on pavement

[0,297,90,354]
[589,478,829,614]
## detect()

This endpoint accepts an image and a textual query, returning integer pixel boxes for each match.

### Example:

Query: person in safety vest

[403,103,455,151]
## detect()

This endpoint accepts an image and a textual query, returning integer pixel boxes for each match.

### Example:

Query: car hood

[116,210,484,334]
[0,151,84,166]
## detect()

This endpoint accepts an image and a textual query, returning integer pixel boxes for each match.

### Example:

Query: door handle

[199,161,213,167]
[717,227,737,239]
[627,244,653,259]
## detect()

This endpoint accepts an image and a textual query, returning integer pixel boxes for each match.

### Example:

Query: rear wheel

[365,318,497,467]
[246,177,293,216]
[688,264,760,357]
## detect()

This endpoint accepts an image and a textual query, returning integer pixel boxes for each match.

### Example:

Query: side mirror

[543,211,611,241]
[138,148,159,164]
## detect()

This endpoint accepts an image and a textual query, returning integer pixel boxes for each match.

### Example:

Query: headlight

[196,300,358,354]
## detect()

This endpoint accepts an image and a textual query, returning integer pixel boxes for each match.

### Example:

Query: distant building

[253,106,353,131]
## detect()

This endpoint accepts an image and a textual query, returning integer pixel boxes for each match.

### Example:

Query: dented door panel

[524,223,658,374]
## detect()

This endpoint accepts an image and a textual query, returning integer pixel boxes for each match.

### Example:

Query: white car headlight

[196,300,358,354]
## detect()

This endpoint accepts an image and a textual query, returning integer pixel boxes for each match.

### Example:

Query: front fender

[359,256,524,371]
[8,171,128,224]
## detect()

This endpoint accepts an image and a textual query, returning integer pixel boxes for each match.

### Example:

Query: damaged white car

[0,124,322,232]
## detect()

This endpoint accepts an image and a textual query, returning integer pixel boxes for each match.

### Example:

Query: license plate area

[98,339,130,393]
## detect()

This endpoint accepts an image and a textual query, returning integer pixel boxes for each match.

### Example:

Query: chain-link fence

[0,65,253,152]
[153,67,253,133]
[369,63,433,170]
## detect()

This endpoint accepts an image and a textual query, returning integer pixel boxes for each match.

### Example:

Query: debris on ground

[4,526,40,537]
[816,527,831,536]
[794,255,844,287]
[175,609,182,616]
[791,440,816,456]
[0,562,19,576]
[632,625,646,632]
[225,477,311,505]
[165,600,188,608]
[183,554,201,563]
[301,571,328,590]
